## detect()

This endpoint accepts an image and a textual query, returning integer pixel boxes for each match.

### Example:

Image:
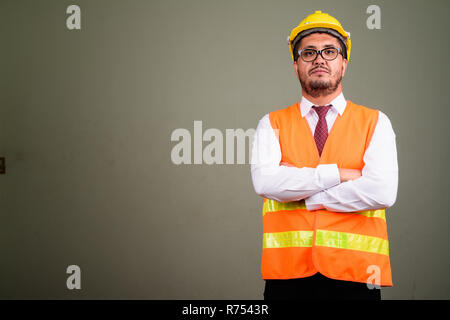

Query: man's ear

[341,58,348,77]
[293,61,300,80]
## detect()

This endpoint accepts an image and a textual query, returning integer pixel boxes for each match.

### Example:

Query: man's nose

[313,51,326,64]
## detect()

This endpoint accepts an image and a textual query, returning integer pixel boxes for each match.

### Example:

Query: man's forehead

[299,33,340,47]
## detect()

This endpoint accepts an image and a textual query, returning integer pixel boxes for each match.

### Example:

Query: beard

[299,69,342,98]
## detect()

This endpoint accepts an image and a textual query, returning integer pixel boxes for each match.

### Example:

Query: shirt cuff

[316,163,340,189]
[305,192,325,211]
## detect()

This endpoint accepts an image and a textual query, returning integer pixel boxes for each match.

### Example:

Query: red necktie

[312,105,331,156]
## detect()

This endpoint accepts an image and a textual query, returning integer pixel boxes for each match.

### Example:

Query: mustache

[309,67,330,75]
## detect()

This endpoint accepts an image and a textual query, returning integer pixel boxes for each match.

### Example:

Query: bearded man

[251,11,398,300]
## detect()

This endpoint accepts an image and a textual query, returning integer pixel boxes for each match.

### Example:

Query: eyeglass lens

[300,48,338,61]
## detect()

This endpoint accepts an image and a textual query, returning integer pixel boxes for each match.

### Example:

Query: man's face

[293,33,348,98]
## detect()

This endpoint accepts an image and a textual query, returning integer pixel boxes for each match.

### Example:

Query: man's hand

[338,168,362,182]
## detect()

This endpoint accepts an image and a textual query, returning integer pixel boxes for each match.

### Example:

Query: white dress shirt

[250,92,398,212]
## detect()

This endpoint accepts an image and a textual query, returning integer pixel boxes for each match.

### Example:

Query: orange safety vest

[261,100,392,286]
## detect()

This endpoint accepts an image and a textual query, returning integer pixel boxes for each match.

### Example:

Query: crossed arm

[281,162,363,183]
[250,112,398,212]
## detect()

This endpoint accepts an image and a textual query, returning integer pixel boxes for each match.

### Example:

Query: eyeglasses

[297,46,342,62]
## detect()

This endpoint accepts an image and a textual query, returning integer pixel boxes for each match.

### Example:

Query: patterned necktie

[312,105,332,156]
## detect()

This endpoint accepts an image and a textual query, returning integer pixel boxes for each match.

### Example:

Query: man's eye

[303,51,314,56]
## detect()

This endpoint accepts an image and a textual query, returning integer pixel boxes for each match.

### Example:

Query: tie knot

[312,105,331,119]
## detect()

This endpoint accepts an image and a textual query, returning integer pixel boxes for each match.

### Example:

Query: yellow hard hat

[287,10,351,62]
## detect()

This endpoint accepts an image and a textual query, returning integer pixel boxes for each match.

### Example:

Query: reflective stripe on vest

[263,230,313,249]
[263,229,389,256]
[263,199,385,221]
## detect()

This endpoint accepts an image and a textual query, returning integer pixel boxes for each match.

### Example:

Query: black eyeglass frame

[297,46,343,62]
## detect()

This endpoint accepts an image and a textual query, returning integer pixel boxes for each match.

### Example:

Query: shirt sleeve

[304,111,399,212]
[250,114,341,203]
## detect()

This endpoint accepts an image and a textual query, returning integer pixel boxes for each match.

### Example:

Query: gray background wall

[0,0,449,299]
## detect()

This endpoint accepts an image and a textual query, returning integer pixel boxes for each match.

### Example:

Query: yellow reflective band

[263,199,306,216]
[315,229,389,256]
[356,209,386,221]
[263,230,313,249]
[263,199,385,221]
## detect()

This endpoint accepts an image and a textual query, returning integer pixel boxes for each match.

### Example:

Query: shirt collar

[299,92,347,117]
